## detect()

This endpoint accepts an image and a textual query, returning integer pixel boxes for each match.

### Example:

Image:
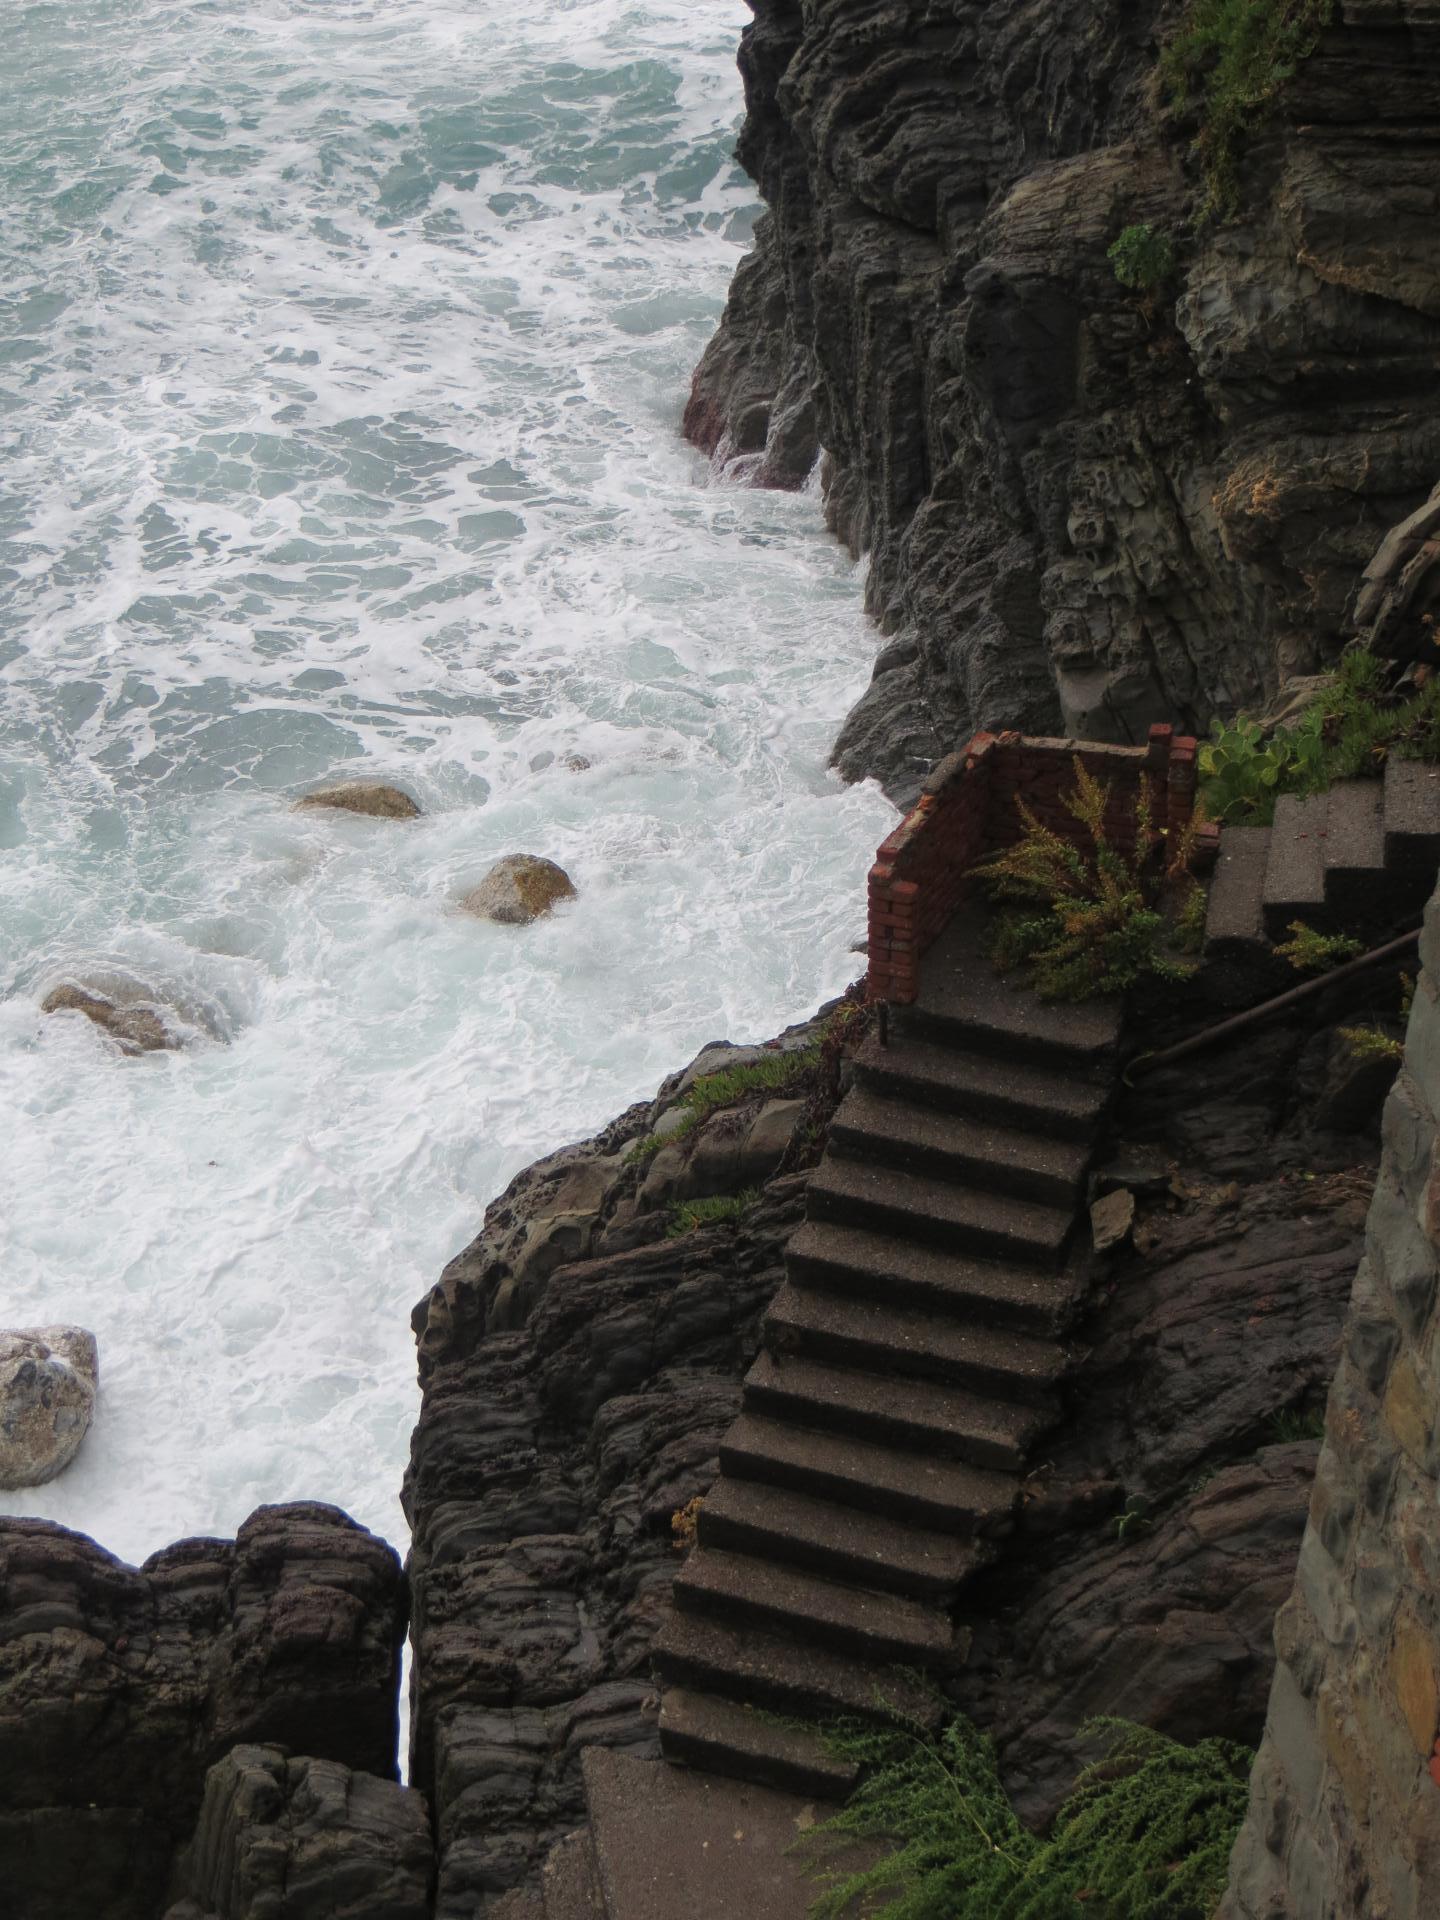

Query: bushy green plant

[802,1708,1253,1920]
[1199,651,1440,826]
[974,761,1200,1002]
[1274,920,1364,973]
[1162,0,1336,219]
[666,1188,759,1236]
[1109,223,1177,292]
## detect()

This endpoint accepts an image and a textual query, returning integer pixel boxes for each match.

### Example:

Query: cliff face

[688,0,1440,799]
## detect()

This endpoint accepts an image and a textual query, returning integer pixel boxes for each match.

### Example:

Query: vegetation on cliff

[1199,652,1440,825]
[804,1709,1251,1919]
[1162,0,1337,217]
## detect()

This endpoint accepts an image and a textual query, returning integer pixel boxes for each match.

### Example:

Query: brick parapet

[867,724,1199,1004]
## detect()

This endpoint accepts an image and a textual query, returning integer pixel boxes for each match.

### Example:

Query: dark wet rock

[0,1325,97,1489]
[164,1745,432,1920]
[41,981,181,1054]
[690,2,1440,797]
[294,781,422,820]
[460,854,577,925]
[0,1503,407,1920]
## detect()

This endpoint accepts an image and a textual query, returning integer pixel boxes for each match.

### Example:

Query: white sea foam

[0,0,893,1570]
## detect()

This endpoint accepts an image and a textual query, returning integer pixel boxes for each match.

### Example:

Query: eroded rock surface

[165,1745,432,1920]
[689,2,1440,798]
[0,1325,97,1489]
[0,1503,407,1920]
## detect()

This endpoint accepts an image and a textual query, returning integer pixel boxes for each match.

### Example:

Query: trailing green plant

[1273,920,1364,973]
[1174,879,1209,955]
[1112,1500,1154,1545]
[624,1045,822,1164]
[1336,1023,1404,1064]
[973,760,1200,1002]
[1161,0,1337,220]
[1108,222,1177,292]
[801,1707,1253,1920]
[1199,650,1440,826]
[665,1188,759,1237]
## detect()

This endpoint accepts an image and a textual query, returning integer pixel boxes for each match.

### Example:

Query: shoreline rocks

[294,782,422,820]
[0,1326,97,1489]
[460,854,577,925]
[41,982,181,1054]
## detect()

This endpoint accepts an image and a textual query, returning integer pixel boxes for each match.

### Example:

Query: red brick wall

[867,724,1198,1004]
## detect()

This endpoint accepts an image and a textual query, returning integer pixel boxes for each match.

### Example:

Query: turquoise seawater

[0,0,891,1563]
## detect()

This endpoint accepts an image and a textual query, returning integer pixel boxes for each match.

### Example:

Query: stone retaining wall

[866,725,1198,1003]
[1219,886,1440,1920]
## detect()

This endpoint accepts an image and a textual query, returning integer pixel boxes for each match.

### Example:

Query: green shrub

[666,1189,759,1236]
[803,1709,1253,1920]
[1109,223,1177,292]
[1274,920,1364,973]
[1199,651,1440,827]
[974,761,1201,1001]
[1162,0,1336,220]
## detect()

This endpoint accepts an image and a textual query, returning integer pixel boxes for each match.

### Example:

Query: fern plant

[973,761,1200,1002]
[802,1708,1253,1920]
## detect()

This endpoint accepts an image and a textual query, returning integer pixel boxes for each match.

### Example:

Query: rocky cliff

[687,0,1440,800]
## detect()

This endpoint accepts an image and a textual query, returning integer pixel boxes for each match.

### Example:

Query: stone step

[806,1157,1072,1267]
[674,1545,957,1664]
[541,1830,605,1920]
[761,1283,1066,1411]
[1322,778,1388,919]
[828,1086,1089,1207]
[656,1688,857,1801]
[1262,791,1329,941]
[721,1412,1017,1535]
[853,1031,1109,1140]
[745,1349,1048,1472]
[696,1470,984,1600]
[786,1218,1074,1334]
[1204,825,1272,952]
[1384,758,1440,874]
[898,909,1123,1064]
[654,1609,953,1727]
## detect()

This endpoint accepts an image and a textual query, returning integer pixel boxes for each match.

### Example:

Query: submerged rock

[294,782,422,820]
[0,1326,97,1489]
[461,854,577,925]
[40,983,180,1054]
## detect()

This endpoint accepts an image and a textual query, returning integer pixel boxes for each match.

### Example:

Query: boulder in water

[461,854,577,925]
[41,983,180,1054]
[294,782,422,820]
[0,1327,98,1489]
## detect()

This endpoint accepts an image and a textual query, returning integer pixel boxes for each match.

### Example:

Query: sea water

[0,0,893,1567]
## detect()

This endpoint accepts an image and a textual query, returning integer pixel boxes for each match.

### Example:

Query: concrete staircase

[652,909,1123,1797]
[1205,763,1440,951]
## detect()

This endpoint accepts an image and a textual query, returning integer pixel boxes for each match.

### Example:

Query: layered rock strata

[688,0,1440,799]
[0,1503,407,1920]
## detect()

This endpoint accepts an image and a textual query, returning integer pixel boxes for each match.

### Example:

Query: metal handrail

[1124,925,1422,1082]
